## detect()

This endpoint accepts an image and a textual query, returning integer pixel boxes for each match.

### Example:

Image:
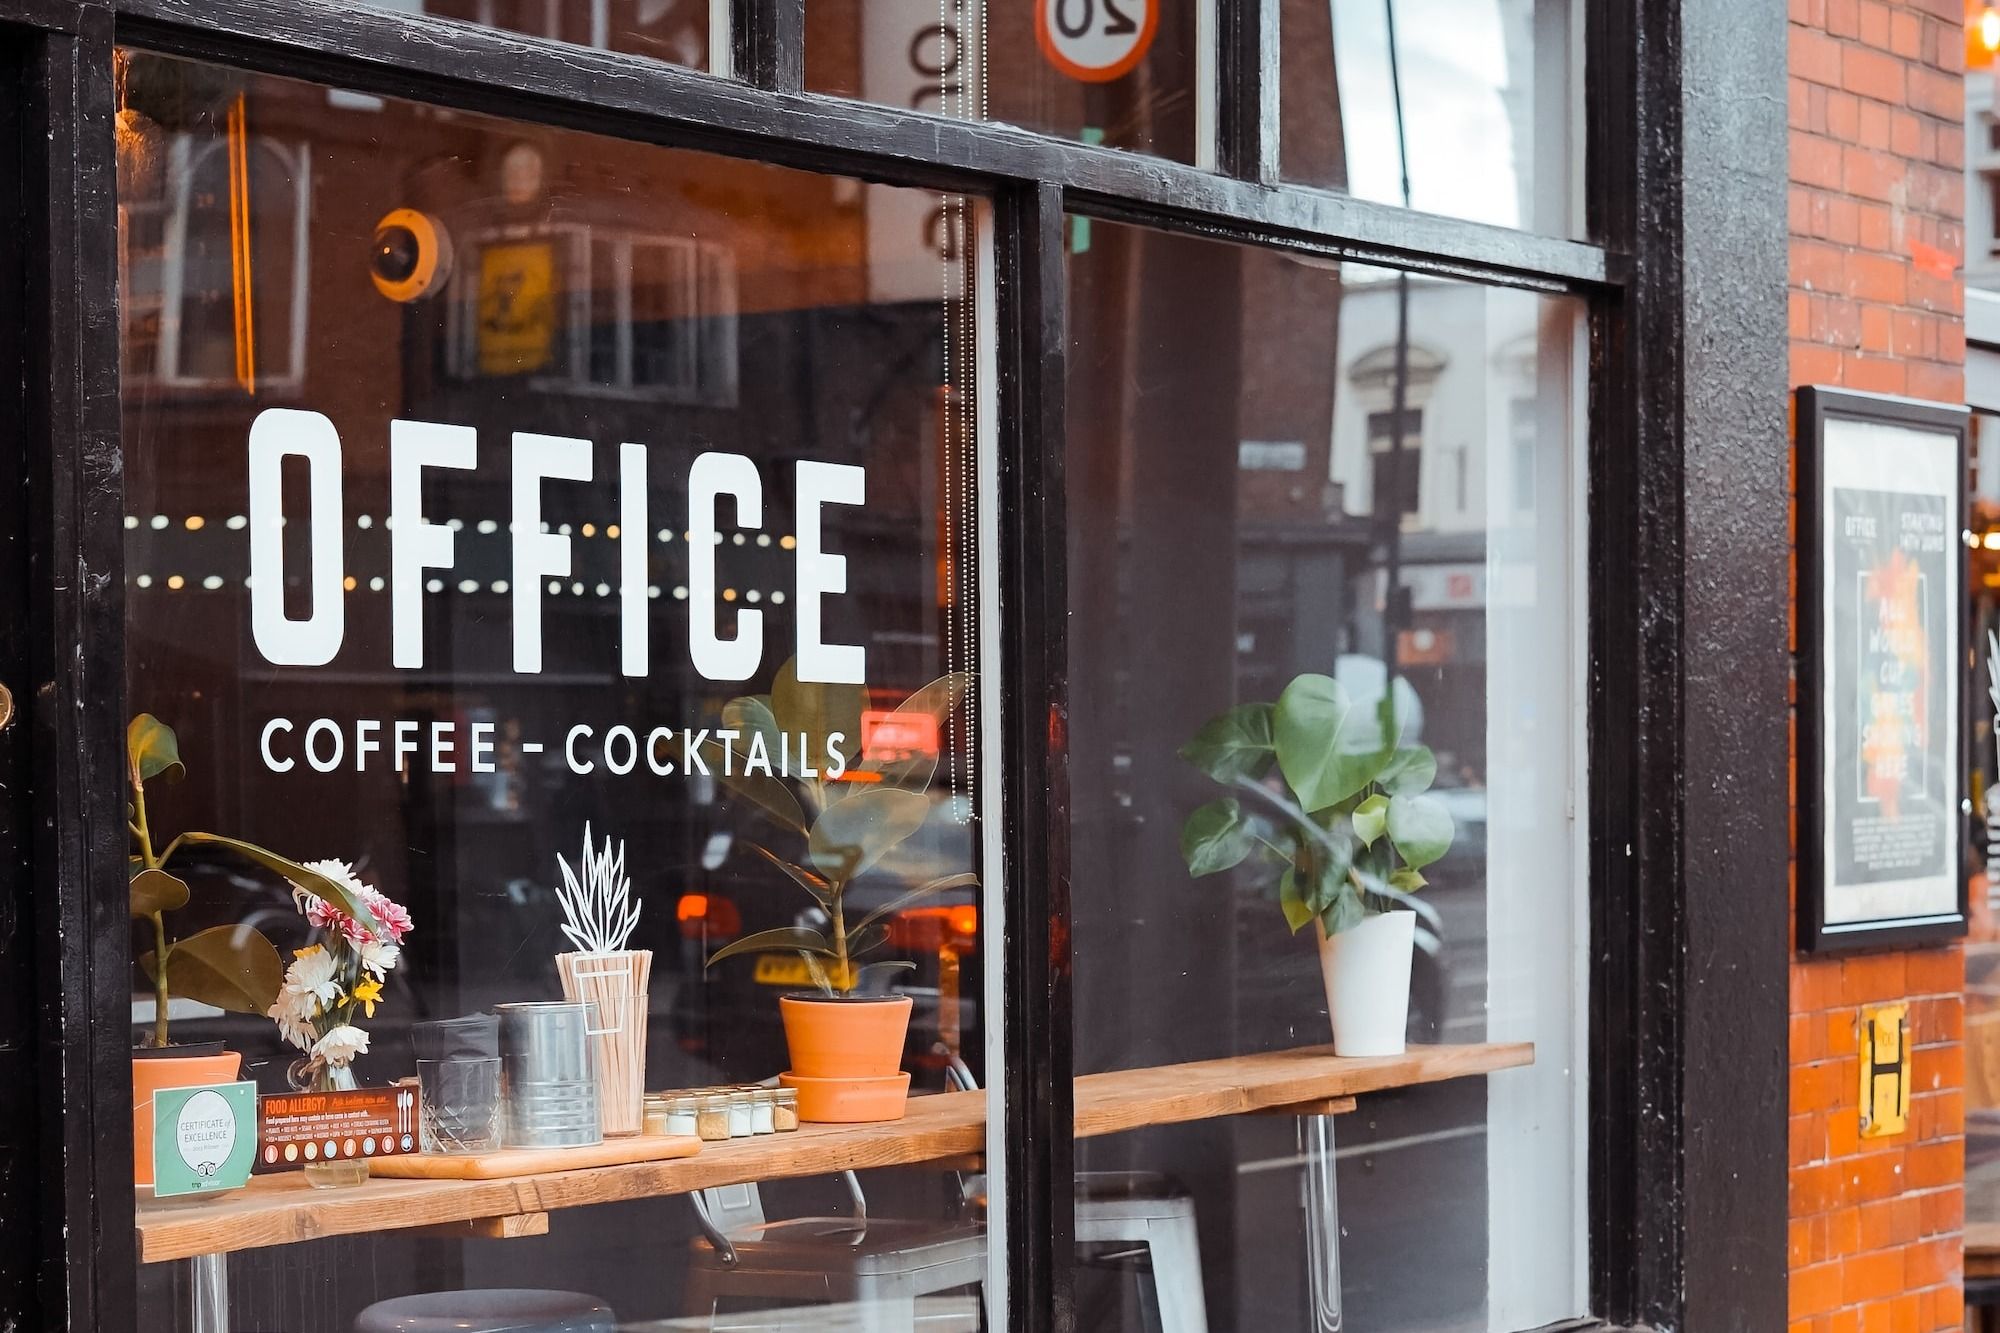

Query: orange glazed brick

[1792,1260,1845,1318]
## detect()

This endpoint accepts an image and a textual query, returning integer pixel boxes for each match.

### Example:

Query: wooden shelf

[135,1041,1530,1264]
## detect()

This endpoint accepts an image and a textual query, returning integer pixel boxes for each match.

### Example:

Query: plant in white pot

[1178,673,1454,1057]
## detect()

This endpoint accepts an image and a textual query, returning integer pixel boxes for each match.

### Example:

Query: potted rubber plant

[1178,673,1454,1056]
[704,661,976,1121]
[126,713,379,1186]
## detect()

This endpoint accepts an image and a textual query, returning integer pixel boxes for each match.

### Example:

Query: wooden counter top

[136,1040,1531,1263]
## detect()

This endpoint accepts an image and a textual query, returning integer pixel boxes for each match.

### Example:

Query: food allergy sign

[1037,0,1157,82]
[1800,387,1969,951]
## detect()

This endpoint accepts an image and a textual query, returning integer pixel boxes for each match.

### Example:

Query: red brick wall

[1788,2,1967,1330]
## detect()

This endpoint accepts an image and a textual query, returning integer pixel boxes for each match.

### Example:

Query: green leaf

[1180,798,1255,877]
[1386,793,1455,870]
[771,657,864,775]
[844,923,889,962]
[853,872,980,937]
[127,714,184,782]
[1273,675,1381,812]
[808,787,931,884]
[1179,703,1276,784]
[747,843,833,904]
[141,924,282,1015]
[1320,888,1368,935]
[1377,746,1438,795]
[1279,868,1313,932]
[1352,794,1390,848]
[174,834,385,939]
[699,737,809,833]
[859,672,974,793]
[722,694,787,768]
[1387,867,1427,893]
[129,868,189,918]
[704,926,835,968]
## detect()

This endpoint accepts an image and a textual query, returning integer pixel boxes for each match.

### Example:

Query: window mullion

[728,0,800,91]
[1217,0,1278,183]
[995,178,1074,1333]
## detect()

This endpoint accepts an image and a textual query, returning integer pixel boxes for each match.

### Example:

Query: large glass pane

[1280,0,1577,234]
[1065,224,1585,1330]
[807,0,1214,165]
[118,53,998,1332]
[359,0,719,72]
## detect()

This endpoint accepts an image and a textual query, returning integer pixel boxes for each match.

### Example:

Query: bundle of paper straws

[555,823,651,1136]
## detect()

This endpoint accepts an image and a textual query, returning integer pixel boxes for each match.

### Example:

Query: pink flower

[289,860,414,946]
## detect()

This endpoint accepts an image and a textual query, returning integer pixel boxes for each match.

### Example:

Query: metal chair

[682,1172,986,1333]
[353,1288,616,1333]
[940,1054,1212,1333]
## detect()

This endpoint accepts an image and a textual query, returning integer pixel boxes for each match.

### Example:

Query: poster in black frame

[1798,385,1970,953]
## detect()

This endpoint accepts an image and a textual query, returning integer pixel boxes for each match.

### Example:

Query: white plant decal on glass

[555,821,641,955]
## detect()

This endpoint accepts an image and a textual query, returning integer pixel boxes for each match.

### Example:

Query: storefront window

[118,53,995,1329]
[1281,0,1576,233]
[1064,225,1585,1328]
[806,0,1213,166]
[359,0,718,71]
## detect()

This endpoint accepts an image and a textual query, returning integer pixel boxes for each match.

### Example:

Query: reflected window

[119,124,311,393]
[361,0,718,72]
[1282,0,1576,234]
[807,0,1214,165]
[1065,227,1585,1331]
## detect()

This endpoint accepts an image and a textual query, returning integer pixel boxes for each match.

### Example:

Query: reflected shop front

[0,3,1788,1333]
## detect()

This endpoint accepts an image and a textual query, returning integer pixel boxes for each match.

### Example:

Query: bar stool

[1073,1172,1209,1333]
[941,1055,1211,1333]
[353,1288,616,1332]
[682,1174,986,1332]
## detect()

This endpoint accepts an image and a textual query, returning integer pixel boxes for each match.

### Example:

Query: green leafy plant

[127,713,380,1048]
[703,662,977,995]
[1179,673,1454,935]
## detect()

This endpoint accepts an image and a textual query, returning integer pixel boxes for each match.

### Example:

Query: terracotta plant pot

[132,1045,241,1189]
[778,994,913,1122]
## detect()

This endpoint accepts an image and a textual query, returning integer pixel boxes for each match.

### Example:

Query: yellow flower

[347,976,384,1019]
[295,944,323,960]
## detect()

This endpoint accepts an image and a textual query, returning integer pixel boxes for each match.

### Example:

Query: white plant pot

[1316,910,1416,1057]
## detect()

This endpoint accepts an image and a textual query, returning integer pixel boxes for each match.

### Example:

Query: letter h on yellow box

[1858,1003,1911,1140]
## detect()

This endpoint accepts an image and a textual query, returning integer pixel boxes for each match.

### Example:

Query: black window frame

[0,0,1793,1330]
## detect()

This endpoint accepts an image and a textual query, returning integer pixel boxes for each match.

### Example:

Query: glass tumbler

[417,1057,502,1154]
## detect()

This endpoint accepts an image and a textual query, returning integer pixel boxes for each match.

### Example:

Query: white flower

[358,938,401,979]
[267,986,317,1053]
[311,1025,371,1069]
[285,946,342,1008]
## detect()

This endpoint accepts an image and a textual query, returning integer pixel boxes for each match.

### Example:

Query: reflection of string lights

[124,514,798,603]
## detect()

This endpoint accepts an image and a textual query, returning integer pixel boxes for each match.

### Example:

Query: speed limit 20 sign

[1036,0,1158,82]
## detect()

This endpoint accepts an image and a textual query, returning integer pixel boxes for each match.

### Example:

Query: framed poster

[1799,386,1970,952]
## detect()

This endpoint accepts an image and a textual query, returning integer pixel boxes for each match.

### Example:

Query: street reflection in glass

[117,51,992,1332]
[1065,225,1586,1331]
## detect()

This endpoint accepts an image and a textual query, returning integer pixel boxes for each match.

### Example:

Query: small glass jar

[772,1087,800,1132]
[748,1087,776,1135]
[695,1093,733,1142]
[661,1094,699,1137]
[726,1089,756,1138]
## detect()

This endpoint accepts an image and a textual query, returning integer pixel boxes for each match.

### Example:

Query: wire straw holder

[556,949,651,1136]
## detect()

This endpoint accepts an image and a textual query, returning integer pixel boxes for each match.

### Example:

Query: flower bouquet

[554,824,651,1137]
[268,859,414,1094]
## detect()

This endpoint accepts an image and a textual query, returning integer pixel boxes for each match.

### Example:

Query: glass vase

[294,1059,370,1189]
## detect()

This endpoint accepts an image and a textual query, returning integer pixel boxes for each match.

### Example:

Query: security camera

[369,208,453,303]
